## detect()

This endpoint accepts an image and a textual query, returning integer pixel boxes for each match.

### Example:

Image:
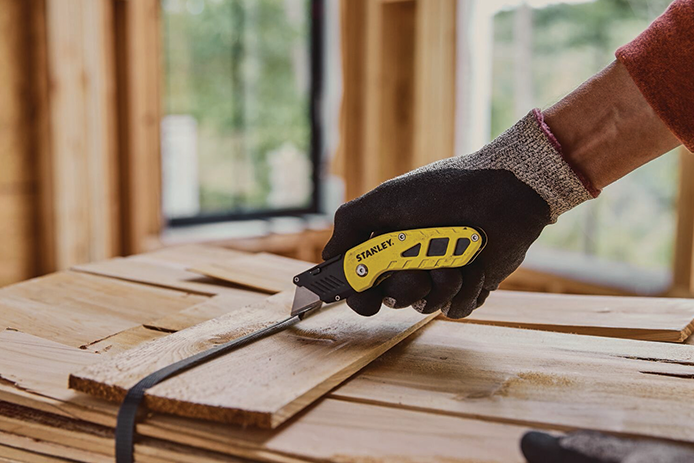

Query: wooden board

[181,253,694,342]
[0,330,530,462]
[333,321,694,443]
[461,290,694,342]
[70,291,436,428]
[145,295,257,333]
[0,271,206,348]
[74,254,267,298]
[189,252,311,293]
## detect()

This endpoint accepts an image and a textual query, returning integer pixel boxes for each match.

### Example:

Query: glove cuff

[464,110,596,222]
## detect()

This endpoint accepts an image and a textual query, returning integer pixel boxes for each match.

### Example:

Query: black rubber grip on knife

[293,254,356,303]
[115,314,302,463]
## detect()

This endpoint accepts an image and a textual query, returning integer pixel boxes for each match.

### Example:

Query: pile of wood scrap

[1,245,694,462]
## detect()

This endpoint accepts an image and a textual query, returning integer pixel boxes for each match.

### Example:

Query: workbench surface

[1,244,694,463]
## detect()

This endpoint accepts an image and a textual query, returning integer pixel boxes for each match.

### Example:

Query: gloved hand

[522,430,694,463]
[323,110,596,318]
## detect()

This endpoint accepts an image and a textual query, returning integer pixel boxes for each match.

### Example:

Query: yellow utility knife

[291,226,487,316]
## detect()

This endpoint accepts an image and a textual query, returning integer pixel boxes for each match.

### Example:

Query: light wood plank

[186,259,694,342]
[138,244,249,268]
[70,291,436,428]
[0,0,40,285]
[333,321,694,443]
[74,253,266,298]
[459,289,694,342]
[189,252,311,293]
[42,0,120,270]
[84,325,170,357]
[115,0,163,254]
[0,430,110,463]
[0,271,205,347]
[0,330,529,462]
[145,295,263,333]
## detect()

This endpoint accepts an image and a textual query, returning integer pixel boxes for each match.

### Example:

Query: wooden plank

[70,291,436,428]
[0,330,529,462]
[186,260,694,342]
[137,244,249,268]
[0,402,246,463]
[84,325,170,357]
[0,0,40,285]
[42,0,120,270]
[145,295,260,333]
[73,246,265,298]
[333,321,694,443]
[189,252,311,293]
[0,271,206,348]
[0,429,110,463]
[115,0,162,254]
[459,289,694,342]
[412,0,457,166]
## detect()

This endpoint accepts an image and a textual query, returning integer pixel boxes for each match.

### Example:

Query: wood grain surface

[463,290,694,342]
[334,321,694,443]
[0,329,530,462]
[189,252,311,293]
[0,271,205,348]
[182,247,694,343]
[69,291,436,428]
[71,245,264,300]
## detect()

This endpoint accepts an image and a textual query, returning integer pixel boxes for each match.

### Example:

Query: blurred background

[1,0,691,298]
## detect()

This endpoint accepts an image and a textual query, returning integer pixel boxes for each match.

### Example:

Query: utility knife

[291,226,487,317]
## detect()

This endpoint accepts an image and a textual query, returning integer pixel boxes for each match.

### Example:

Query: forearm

[543,60,680,192]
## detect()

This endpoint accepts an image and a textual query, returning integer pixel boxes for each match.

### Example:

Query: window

[160,0,322,226]
[491,0,676,293]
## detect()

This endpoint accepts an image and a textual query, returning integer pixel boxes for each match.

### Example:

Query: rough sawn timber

[193,256,694,342]
[188,252,311,293]
[69,291,437,428]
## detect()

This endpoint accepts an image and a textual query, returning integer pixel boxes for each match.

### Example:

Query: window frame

[165,0,325,228]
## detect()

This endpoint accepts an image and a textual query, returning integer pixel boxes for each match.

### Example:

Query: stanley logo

[356,239,393,262]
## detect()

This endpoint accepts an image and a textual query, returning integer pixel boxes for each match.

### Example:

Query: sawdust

[497,371,574,396]
[204,321,278,345]
[459,371,575,401]
[288,326,337,343]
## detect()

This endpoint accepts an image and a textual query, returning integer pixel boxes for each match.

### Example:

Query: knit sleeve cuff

[615,0,694,152]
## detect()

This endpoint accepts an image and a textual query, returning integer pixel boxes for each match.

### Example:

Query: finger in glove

[444,263,485,319]
[412,269,463,314]
[380,270,431,309]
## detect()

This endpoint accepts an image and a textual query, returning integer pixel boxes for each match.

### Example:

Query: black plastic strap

[115,314,302,463]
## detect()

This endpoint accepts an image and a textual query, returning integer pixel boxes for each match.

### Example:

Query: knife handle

[293,226,486,304]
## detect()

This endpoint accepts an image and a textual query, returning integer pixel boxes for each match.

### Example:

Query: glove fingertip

[521,431,564,463]
[346,289,383,317]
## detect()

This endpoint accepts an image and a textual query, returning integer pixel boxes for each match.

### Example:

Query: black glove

[522,430,694,463]
[322,111,594,318]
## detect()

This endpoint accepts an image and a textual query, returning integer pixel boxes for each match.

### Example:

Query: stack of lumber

[1,245,694,462]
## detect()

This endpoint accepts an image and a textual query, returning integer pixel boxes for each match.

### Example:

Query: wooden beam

[0,0,42,285]
[412,0,457,166]
[114,0,162,255]
[41,0,120,270]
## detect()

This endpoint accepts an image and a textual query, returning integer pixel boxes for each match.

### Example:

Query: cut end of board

[68,373,276,428]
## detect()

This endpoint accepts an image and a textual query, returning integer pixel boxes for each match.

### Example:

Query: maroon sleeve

[615,0,694,152]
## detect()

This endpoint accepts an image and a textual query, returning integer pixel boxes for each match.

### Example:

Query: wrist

[543,60,680,191]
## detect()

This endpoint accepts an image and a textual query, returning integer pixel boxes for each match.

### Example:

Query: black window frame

[165,0,324,228]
